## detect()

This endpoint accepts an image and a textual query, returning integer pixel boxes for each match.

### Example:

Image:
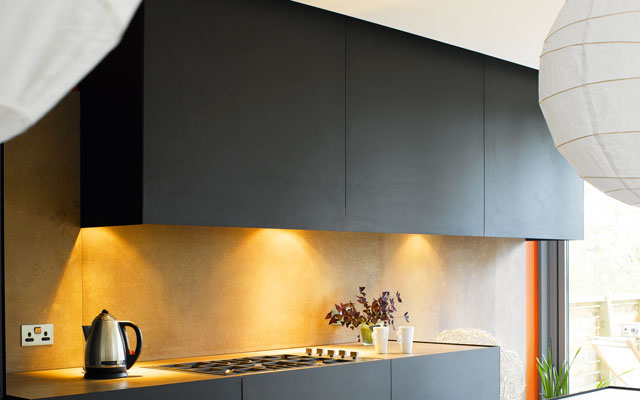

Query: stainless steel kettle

[82,309,143,379]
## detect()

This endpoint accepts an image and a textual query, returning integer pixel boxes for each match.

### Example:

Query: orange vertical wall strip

[526,241,539,400]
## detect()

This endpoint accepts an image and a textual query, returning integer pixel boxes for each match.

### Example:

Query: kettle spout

[82,325,90,341]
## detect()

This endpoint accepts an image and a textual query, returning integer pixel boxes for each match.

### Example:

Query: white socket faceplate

[21,324,54,346]
[622,323,640,337]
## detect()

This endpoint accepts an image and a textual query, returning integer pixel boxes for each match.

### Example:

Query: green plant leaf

[596,368,634,389]
[536,346,581,397]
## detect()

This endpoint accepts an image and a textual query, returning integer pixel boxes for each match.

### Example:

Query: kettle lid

[94,309,117,322]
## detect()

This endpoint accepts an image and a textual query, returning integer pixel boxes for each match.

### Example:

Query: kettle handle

[119,321,143,370]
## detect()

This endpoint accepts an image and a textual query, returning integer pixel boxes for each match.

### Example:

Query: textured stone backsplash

[81,226,525,363]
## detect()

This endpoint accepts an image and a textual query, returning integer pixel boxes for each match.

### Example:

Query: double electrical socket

[622,323,640,337]
[21,324,54,346]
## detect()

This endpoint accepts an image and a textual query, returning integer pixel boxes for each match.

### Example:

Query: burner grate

[151,354,355,376]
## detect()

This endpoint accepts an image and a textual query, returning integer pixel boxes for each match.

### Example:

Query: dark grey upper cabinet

[142,0,346,230]
[82,1,583,239]
[82,0,346,230]
[345,19,485,236]
[243,361,391,400]
[484,57,584,239]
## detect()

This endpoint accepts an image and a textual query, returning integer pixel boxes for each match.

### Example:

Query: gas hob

[151,348,360,377]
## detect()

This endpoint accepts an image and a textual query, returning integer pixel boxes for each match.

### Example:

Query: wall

[4,92,83,372]
[294,0,564,69]
[4,93,527,374]
[81,226,526,363]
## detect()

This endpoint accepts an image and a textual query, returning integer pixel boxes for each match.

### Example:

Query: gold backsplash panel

[4,93,83,372]
[80,227,524,364]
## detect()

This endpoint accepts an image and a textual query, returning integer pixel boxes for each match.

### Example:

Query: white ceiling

[293,0,565,69]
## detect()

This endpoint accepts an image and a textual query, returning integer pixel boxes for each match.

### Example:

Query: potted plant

[537,346,580,399]
[325,287,409,345]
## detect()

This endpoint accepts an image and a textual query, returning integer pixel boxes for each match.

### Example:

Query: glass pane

[569,182,640,393]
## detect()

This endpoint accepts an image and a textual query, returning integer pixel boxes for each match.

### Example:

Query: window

[569,182,640,393]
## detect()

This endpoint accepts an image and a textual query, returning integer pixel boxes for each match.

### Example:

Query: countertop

[7,341,493,399]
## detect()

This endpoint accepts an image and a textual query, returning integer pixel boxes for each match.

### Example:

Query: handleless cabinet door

[143,0,346,230]
[345,19,484,236]
[484,57,584,239]
[391,347,500,400]
[243,361,391,400]
[29,378,242,400]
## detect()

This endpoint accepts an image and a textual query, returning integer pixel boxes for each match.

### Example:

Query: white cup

[372,326,389,354]
[397,326,414,354]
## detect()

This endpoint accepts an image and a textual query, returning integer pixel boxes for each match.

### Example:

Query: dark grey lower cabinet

[243,360,391,400]
[8,349,499,400]
[8,378,242,400]
[392,347,500,400]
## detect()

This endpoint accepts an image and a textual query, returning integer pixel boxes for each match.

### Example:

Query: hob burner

[151,354,356,376]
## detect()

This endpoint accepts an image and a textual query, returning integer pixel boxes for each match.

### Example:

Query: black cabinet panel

[1,145,4,399]
[345,19,484,236]
[81,1,583,238]
[27,378,241,400]
[243,361,391,400]
[80,4,144,227]
[391,347,499,400]
[142,0,346,230]
[484,57,584,239]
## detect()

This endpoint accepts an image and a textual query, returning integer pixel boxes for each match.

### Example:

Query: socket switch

[622,323,640,337]
[21,324,54,346]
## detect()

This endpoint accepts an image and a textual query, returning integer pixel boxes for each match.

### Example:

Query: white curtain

[0,0,141,143]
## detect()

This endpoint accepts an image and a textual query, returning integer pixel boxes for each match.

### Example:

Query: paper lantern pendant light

[539,0,640,206]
